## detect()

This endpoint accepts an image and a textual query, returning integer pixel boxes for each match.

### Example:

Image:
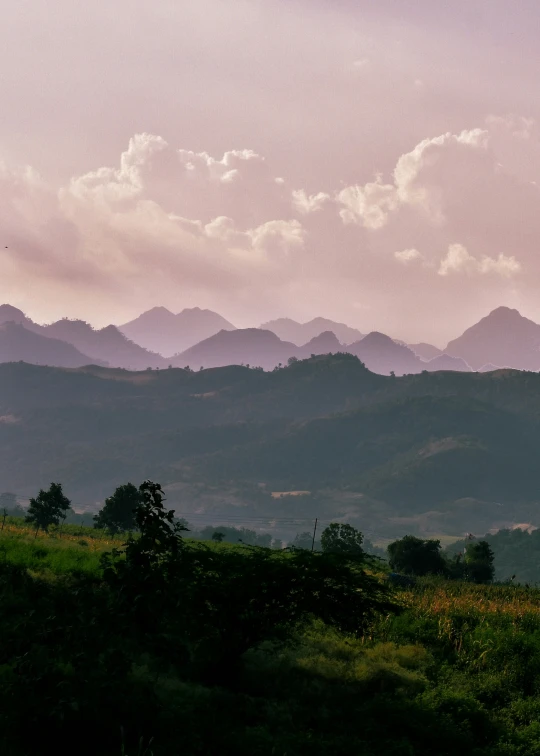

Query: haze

[2,0,540,344]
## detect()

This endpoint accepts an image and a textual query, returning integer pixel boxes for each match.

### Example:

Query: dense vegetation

[2,356,540,540]
[2,482,540,755]
[448,527,540,584]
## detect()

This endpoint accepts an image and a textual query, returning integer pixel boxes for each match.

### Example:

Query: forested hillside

[1,354,540,539]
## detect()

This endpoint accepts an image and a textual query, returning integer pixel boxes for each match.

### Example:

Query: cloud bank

[0,117,537,343]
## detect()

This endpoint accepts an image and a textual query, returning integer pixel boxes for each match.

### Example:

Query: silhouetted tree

[212,531,225,542]
[94,483,142,534]
[387,535,448,576]
[464,540,495,583]
[321,523,364,558]
[25,483,71,535]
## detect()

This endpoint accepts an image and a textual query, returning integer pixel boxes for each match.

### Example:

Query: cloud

[336,129,490,228]
[438,244,521,278]
[395,248,423,263]
[0,120,537,339]
[292,190,331,214]
[485,114,536,140]
[338,179,398,229]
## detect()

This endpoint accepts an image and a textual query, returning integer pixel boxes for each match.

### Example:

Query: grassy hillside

[3,522,540,755]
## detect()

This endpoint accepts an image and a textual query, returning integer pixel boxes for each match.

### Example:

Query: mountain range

[2,303,540,375]
[259,317,364,346]
[2,355,540,541]
[120,307,236,357]
[0,322,105,368]
[0,305,166,370]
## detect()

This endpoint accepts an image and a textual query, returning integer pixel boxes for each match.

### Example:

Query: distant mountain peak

[446,306,540,371]
[302,331,342,348]
[360,331,396,346]
[148,306,175,315]
[261,316,363,346]
[488,306,521,317]
[0,304,29,324]
[120,306,236,356]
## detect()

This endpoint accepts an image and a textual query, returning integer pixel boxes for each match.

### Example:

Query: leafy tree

[25,483,71,535]
[387,535,448,576]
[212,531,225,542]
[185,543,396,680]
[321,522,364,558]
[93,482,141,534]
[464,540,495,583]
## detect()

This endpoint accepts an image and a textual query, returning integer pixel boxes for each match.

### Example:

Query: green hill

[1,355,540,539]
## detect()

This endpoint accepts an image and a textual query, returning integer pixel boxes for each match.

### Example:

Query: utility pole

[311,518,318,552]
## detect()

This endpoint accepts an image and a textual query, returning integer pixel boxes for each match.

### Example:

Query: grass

[0,517,116,576]
[5,520,540,754]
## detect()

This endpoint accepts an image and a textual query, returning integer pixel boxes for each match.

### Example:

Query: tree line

[17,481,496,583]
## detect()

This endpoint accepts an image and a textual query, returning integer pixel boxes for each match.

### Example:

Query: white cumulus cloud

[438,244,521,278]
[395,248,423,263]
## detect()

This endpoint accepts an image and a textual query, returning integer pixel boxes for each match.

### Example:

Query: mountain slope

[171,328,297,370]
[408,342,443,360]
[446,306,540,371]
[296,331,343,359]
[261,317,363,345]
[39,320,166,370]
[2,356,540,539]
[0,304,33,326]
[120,307,236,356]
[347,332,424,375]
[423,354,472,372]
[0,322,104,368]
[0,304,167,369]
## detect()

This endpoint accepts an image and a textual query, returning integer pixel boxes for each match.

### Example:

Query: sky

[2,0,540,345]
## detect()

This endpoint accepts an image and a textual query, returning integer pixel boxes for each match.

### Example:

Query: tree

[464,540,495,583]
[387,535,448,576]
[25,483,71,535]
[212,531,225,542]
[321,523,364,558]
[94,483,142,534]
[185,542,397,681]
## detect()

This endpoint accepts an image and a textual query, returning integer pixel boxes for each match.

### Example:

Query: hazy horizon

[2,1,540,343]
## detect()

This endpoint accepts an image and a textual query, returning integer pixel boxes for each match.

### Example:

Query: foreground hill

[120,306,236,356]
[1,355,540,540]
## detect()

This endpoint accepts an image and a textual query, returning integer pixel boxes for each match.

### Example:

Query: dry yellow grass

[400,582,540,619]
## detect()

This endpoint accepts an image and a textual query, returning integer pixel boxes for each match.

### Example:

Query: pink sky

[2,0,540,345]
